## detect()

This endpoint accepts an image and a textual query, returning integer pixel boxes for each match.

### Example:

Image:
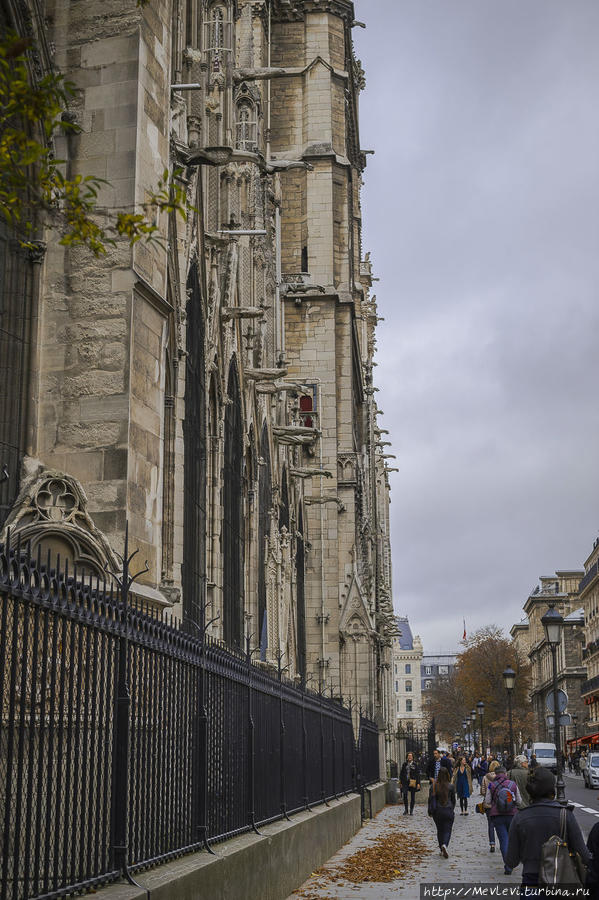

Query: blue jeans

[492,814,515,865]
[486,809,495,845]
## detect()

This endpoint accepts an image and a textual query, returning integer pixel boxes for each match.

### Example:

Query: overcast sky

[353,1,599,652]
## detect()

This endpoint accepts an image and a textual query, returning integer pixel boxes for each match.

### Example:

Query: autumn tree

[454,625,534,752]
[423,625,535,751]
[423,670,468,744]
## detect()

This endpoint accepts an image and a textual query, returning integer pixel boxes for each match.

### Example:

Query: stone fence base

[91,793,362,900]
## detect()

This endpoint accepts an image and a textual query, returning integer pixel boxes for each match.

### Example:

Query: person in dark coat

[399,751,421,816]
[430,767,456,858]
[505,767,590,891]
[427,748,453,781]
[586,821,599,900]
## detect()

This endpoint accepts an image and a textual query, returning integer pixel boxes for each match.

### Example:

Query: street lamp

[541,604,566,804]
[462,719,469,752]
[503,666,516,760]
[573,713,578,752]
[471,709,477,754]
[477,700,485,758]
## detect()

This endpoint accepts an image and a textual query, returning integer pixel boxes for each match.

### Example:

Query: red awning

[567,732,599,747]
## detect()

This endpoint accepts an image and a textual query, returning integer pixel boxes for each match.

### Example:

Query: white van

[532,742,557,773]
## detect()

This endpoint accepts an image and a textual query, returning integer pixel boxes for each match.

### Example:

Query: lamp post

[462,720,468,752]
[477,700,485,758]
[471,709,477,754]
[573,713,578,752]
[503,666,516,760]
[541,604,566,804]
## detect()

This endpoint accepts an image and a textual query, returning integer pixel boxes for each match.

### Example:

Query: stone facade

[579,540,599,739]
[510,619,532,663]
[522,572,586,746]
[392,617,424,729]
[0,0,395,728]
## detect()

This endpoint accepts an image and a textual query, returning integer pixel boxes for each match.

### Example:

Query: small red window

[299,394,313,428]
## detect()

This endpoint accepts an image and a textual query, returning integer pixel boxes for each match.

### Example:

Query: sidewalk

[287,800,516,899]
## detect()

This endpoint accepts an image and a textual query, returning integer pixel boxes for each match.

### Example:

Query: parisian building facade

[0,0,395,726]
[392,616,424,730]
[576,540,599,738]
[519,572,586,745]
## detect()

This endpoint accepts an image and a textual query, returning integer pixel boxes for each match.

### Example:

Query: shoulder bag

[538,807,586,888]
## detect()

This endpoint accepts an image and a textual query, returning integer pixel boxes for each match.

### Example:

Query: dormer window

[236,99,258,151]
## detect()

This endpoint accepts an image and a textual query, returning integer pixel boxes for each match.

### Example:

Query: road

[562,770,599,838]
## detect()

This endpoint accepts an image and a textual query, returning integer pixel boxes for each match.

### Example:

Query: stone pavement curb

[287,801,517,899]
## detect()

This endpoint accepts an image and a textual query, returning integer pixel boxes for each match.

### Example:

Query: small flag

[462,618,466,641]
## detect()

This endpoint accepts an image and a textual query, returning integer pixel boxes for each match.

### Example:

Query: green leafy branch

[0,32,189,256]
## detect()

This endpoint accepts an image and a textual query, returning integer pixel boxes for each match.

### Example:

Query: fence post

[110,525,132,875]
[110,523,149,882]
[193,632,214,853]
[319,689,330,806]
[301,680,312,811]
[246,634,260,834]
[278,655,291,821]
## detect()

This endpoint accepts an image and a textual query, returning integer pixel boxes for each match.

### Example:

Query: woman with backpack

[484,765,522,874]
[480,759,499,854]
[429,767,456,858]
[506,767,589,891]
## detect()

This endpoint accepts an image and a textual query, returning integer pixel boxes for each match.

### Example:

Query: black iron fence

[0,532,380,900]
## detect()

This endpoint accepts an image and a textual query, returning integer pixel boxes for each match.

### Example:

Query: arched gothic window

[182,260,207,629]
[296,507,306,678]
[0,223,34,527]
[279,466,289,532]
[235,99,257,152]
[258,422,271,658]
[205,2,229,72]
[209,5,224,49]
[222,360,244,648]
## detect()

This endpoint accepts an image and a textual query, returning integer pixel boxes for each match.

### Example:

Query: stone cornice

[133,272,174,319]
[272,0,355,24]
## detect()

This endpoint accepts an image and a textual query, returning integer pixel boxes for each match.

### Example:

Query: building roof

[395,616,414,650]
[564,607,584,624]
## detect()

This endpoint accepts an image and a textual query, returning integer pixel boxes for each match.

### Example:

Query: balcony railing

[580,561,599,594]
[581,674,599,696]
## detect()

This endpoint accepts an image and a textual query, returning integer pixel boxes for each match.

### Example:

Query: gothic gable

[0,462,118,575]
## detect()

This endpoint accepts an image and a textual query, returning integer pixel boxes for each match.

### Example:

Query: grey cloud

[354,1,599,649]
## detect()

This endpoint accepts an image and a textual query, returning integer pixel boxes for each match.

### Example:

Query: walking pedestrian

[484,765,522,874]
[452,755,472,814]
[585,821,599,900]
[480,759,499,853]
[427,748,452,781]
[508,754,531,808]
[399,751,421,816]
[506,766,589,892]
[430,767,456,859]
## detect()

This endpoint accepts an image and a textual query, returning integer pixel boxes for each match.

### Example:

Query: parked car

[532,742,558,774]
[584,753,599,788]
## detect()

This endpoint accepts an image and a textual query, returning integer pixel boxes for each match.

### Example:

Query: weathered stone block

[63,371,125,399]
